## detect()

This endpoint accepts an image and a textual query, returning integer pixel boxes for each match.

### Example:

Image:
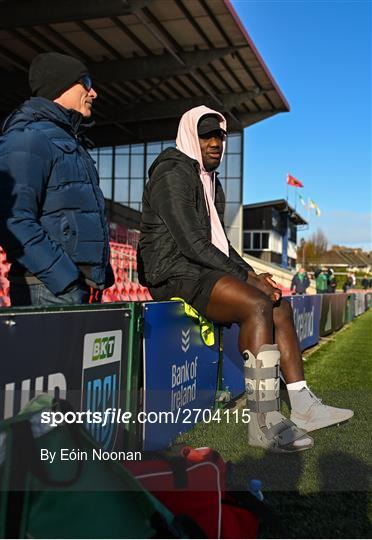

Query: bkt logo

[92,336,115,361]
[82,330,122,451]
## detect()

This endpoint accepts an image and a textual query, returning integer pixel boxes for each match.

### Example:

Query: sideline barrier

[1,292,370,452]
[319,294,347,336]
[0,300,219,452]
[354,293,367,316]
[345,294,356,322]
[287,295,321,350]
[0,303,138,452]
[142,301,220,450]
[221,323,244,400]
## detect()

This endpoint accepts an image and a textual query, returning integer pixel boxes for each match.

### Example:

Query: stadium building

[0,0,290,261]
[243,200,308,270]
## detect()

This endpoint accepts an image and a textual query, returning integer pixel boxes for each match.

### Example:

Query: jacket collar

[2,97,86,138]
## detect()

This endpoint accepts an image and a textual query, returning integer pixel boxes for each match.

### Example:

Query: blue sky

[232,0,371,250]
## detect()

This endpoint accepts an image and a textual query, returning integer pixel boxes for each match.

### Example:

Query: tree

[297,229,329,267]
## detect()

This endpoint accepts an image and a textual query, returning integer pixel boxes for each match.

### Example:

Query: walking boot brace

[243,345,313,453]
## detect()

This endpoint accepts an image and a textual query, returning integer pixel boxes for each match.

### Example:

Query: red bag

[124,447,263,539]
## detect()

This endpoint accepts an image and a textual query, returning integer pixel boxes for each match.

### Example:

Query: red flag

[287,173,304,188]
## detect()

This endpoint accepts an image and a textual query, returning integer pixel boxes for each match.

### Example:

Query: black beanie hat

[29,52,89,100]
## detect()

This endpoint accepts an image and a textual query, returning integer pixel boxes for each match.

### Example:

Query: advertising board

[142,301,219,450]
[0,304,131,451]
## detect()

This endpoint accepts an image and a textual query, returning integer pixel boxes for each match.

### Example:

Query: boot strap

[265,419,294,438]
[247,398,280,413]
[244,365,279,380]
[264,419,308,444]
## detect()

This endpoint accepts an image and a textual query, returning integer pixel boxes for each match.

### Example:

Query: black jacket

[290,272,310,294]
[138,147,252,287]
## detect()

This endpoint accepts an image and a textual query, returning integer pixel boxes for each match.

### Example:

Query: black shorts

[149,268,228,317]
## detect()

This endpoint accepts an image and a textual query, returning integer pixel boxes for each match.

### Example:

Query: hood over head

[175,106,229,258]
[176,105,227,171]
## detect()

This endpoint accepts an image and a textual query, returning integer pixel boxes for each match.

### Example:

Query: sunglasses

[78,75,93,92]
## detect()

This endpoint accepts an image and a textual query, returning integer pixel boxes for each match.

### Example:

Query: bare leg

[206,275,304,380]
[272,299,304,383]
[205,275,273,357]
[206,275,313,451]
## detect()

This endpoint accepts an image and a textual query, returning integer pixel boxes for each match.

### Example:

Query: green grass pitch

[176,309,372,538]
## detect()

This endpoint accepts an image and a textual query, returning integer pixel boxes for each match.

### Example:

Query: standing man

[327,268,337,293]
[290,267,310,295]
[0,52,114,306]
[316,268,329,294]
[138,106,353,453]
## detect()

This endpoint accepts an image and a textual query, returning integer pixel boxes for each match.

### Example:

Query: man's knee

[241,290,272,322]
[274,298,293,322]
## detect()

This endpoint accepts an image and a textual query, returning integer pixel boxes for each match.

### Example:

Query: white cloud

[301,211,372,251]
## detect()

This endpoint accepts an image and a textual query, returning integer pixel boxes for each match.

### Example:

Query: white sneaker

[290,387,354,432]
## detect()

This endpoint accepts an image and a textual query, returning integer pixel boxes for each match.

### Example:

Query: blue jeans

[9,281,92,307]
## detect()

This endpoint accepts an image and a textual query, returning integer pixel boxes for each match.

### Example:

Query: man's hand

[247,272,282,303]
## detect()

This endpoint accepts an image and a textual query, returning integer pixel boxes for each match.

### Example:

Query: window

[244,231,270,251]
[244,232,251,250]
[99,178,112,199]
[147,142,161,153]
[115,145,129,154]
[146,154,157,173]
[131,143,144,154]
[99,146,113,155]
[130,178,144,205]
[115,178,129,203]
[93,132,243,224]
[218,157,226,177]
[262,233,269,249]
[98,154,112,177]
[227,154,241,177]
[226,178,241,203]
[227,133,241,153]
[115,154,129,177]
[130,154,144,178]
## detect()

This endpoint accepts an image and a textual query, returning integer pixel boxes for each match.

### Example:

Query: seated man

[138,106,353,453]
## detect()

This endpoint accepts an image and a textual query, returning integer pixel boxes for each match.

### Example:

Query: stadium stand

[102,242,152,303]
[8,240,360,306]
[0,242,152,305]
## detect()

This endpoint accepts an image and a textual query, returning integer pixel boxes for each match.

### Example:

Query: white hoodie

[176,105,229,257]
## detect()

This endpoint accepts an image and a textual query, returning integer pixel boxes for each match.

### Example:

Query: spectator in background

[361,275,370,289]
[342,274,353,293]
[316,268,329,294]
[327,268,337,293]
[0,52,114,306]
[290,267,310,295]
[350,273,356,288]
[138,105,353,454]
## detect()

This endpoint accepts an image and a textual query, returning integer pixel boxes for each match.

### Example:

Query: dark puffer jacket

[0,97,113,294]
[138,147,252,287]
